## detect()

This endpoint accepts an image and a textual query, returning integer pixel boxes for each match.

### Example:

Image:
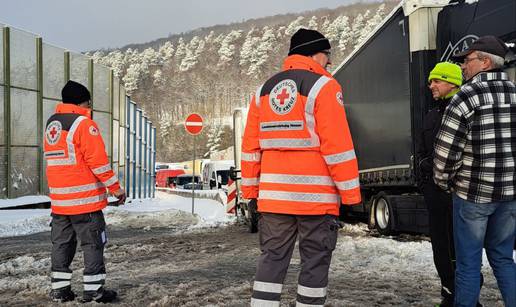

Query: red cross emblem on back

[46,120,62,145]
[50,127,58,139]
[276,88,290,106]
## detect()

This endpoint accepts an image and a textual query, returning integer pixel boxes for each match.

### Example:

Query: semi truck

[231,0,516,234]
[333,0,515,235]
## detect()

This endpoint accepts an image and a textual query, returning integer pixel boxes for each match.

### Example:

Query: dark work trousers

[423,182,456,299]
[251,213,339,307]
[50,210,107,293]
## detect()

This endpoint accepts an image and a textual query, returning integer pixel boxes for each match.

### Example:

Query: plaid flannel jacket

[433,70,516,203]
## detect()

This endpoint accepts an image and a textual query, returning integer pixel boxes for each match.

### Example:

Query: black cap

[452,35,508,62]
[288,28,331,56]
[61,80,91,105]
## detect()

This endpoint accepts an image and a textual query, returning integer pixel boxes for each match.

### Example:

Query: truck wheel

[374,197,394,235]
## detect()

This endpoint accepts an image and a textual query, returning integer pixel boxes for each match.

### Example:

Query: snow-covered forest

[88,1,395,162]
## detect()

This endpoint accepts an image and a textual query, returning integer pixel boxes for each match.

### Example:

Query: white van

[202,160,234,192]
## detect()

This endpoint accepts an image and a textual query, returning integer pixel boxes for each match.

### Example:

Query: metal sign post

[192,136,196,214]
[184,113,203,215]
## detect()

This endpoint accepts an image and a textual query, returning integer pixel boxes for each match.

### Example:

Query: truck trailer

[333,0,516,235]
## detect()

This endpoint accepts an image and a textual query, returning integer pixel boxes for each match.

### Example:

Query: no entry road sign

[184,113,203,135]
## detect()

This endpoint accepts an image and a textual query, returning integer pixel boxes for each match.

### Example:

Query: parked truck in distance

[202,160,234,192]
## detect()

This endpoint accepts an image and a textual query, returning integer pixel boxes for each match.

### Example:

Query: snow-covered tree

[105,50,126,78]
[180,36,204,71]
[276,26,286,38]
[325,15,349,43]
[240,28,260,67]
[336,16,352,51]
[359,4,386,43]
[153,69,166,87]
[285,16,305,35]
[204,123,223,158]
[218,30,242,66]
[158,41,175,63]
[320,16,331,33]
[158,111,173,139]
[91,50,105,63]
[248,26,276,76]
[350,13,366,48]
[141,47,160,66]
[174,38,187,65]
[308,16,318,29]
[122,63,141,93]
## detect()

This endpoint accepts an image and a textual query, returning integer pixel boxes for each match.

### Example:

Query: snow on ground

[0,191,233,238]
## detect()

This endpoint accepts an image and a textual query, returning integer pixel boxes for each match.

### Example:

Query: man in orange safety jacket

[242,28,361,306]
[44,80,125,303]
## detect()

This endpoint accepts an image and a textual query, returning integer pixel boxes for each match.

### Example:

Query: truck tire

[374,196,395,235]
[368,202,376,229]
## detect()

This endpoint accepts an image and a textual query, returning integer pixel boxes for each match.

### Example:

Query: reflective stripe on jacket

[44,103,120,215]
[241,55,361,216]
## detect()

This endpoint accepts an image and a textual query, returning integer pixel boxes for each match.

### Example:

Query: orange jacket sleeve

[76,118,121,194]
[315,79,361,205]
[241,92,261,199]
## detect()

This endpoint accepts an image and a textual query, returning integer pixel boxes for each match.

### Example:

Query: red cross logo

[49,127,58,139]
[276,88,290,106]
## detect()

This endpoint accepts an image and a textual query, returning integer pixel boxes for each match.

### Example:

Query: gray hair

[476,51,505,69]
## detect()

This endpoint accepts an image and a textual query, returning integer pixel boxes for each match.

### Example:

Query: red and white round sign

[184,113,203,135]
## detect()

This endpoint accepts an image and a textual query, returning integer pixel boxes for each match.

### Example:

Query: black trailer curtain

[437,0,516,61]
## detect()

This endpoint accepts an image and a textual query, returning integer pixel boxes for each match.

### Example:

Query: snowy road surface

[0,192,507,306]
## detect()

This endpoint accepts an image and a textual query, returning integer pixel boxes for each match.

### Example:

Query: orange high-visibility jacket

[44,103,120,215]
[241,55,361,216]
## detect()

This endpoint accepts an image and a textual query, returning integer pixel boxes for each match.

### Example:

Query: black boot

[82,287,118,303]
[438,295,454,307]
[49,286,76,302]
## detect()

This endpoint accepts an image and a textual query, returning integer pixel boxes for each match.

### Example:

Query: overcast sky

[0,0,374,52]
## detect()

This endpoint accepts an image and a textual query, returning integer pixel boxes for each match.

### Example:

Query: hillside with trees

[89,0,398,162]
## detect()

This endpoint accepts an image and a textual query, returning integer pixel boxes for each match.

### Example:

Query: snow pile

[0,191,233,238]
[0,209,51,237]
[0,195,50,209]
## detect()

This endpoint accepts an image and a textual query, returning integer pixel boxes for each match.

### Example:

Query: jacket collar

[469,69,509,84]
[282,54,332,77]
[56,103,92,118]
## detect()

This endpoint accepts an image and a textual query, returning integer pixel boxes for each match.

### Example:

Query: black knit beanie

[288,28,331,56]
[61,80,91,104]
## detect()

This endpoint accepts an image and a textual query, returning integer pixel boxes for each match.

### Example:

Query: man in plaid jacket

[433,36,515,307]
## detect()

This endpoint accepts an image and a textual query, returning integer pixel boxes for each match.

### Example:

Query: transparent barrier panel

[70,52,89,90]
[43,43,65,99]
[11,88,38,146]
[113,78,120,120]
[120,91,126,127]
[0,86,4,144]
[93,64,110,112]
[42,154,49,195]
[118,164,125,189]
[112,119,119,162]
[0,26,4,84]
[43,99,60,125]
[0,146,6,198]
[94,112,111,158]
[11,147,39,197]
[112,162,119,177]
[119,125,126,166]
[10,28,37,90]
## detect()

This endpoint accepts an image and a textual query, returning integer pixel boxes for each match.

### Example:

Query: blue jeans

[452,194,516,307]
